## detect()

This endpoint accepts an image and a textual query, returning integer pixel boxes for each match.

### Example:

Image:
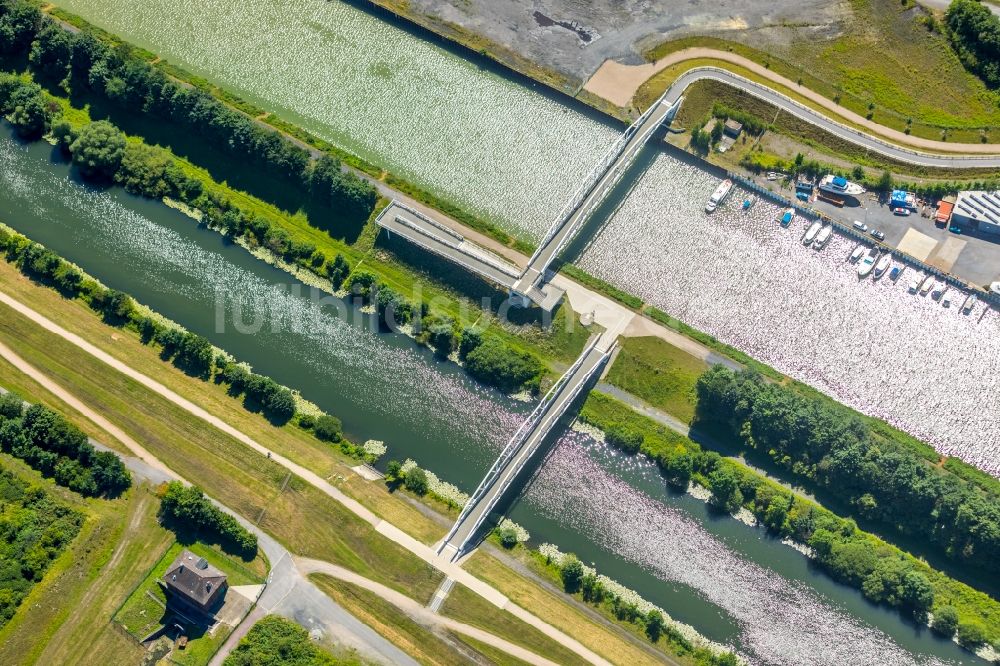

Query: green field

[440,583,591,666]
[604,337,708,424]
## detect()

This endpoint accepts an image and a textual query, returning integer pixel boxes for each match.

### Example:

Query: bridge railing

[525,89,674,275]
[536,100,680,274]
[469,342,614,539]
[438,335,602,555]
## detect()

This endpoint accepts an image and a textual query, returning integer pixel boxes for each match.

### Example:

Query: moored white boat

[919,275,935,295]
[962,294,977,313]
[803,221,823,245]
[857,248,878,278]
[813,225,833,249]
[706,179,733,213]
[872,254,892,279]
[849,245,865,263]
[908,277,921,293]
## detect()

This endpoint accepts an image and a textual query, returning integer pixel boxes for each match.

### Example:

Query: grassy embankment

[310,575,568,666]
[0,261,683,665]
[665,77,1000,185]
[642,0,1000,144]
[0,277,444,603]
[463,552,677,666]
[0,454,167,666]
[636,58,1000,185]
[589,336,1000,644]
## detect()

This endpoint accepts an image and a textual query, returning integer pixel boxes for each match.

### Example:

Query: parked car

[852,220,869,233]
[870,229,885,241]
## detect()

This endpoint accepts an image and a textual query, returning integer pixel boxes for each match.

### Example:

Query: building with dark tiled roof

[162,550,228,614]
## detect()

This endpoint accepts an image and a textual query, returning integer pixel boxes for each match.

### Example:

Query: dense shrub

[463,336,542,393]
[695,366,1000,574]
[0,399,131,497]
[159,481,257,557]
[224,615,339,666]
[403,466,428,495]
[947,0,1000,88]
[313,414,343,443]
[605,424,643,454]
[559,555,584,593]
[931,605,959,637]
[458,326,483,359]
[0,466,82,630]
[69,120,126,180]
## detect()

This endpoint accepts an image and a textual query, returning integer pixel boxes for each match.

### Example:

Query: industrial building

[951,190,1000,234]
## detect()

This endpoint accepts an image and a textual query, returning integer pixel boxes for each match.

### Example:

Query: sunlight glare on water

[526,433,959,666]
[576,154,1000,472]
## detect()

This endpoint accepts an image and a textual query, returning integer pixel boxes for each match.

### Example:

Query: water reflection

[577,151,1000,473]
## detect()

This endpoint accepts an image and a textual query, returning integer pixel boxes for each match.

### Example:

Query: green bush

[313,414,343,443]
[224,615,340,666]
[957,621,988,648]
[605,424,643,454]
[560,555,584,593]
[463,336,542,393]
[403,466,428,495]
[931,606,959,637]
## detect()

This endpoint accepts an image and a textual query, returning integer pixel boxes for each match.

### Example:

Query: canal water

[52,0,1000,472]
[0,131,983,665]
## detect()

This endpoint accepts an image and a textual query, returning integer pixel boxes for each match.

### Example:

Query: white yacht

[803,221,823,245]
[872,254,892,279]
[705,179,733,213]
[962,294,977,313]
[857,249,878,278]
[813,225,833,249]
[849,245,865,263]
[819,174,866,197]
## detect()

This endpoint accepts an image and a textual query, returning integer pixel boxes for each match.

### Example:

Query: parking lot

[767,180,1000,288]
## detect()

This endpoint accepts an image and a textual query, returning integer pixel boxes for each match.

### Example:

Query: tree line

[694,366,1000,576]
[946,0,1000,89]
[0,392,131,497]
[347,271,543,393]
[0,465,83,629]
[159,481,258,559]
[581,391,998,646]
[0,226,356,448]
[0,0,377,223]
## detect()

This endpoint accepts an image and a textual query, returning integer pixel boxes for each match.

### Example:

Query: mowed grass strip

[440,582,590,666]
[309,574,483,666]
[0,262,446,546]
[0,296,443,602]
[605,336,708,424]
[463,552,668,666]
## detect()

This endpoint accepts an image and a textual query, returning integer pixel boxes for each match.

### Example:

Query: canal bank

[0,131,990,665]
[40,0,1000,469]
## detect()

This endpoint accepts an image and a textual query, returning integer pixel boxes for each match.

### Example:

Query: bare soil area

[402,0,844,82]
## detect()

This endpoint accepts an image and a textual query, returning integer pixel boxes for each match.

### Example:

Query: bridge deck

[375,202,521,289]
[513,94,679,300]
[439,334,615,560]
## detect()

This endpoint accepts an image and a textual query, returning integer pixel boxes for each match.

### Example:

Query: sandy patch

[925,236,966,273]
[896,228,938,262]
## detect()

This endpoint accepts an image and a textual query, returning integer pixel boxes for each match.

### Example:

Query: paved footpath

[0,290,610,666]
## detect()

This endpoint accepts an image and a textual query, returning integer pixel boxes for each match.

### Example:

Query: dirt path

[0,290,609,666]
[583,47,1000,153]
[296,557,564,666]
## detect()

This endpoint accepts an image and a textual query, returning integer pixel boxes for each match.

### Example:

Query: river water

[0,131,984,665]
[52,0,1000,473]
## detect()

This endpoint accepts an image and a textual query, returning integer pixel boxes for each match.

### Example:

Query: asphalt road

[662,67,1000,169]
